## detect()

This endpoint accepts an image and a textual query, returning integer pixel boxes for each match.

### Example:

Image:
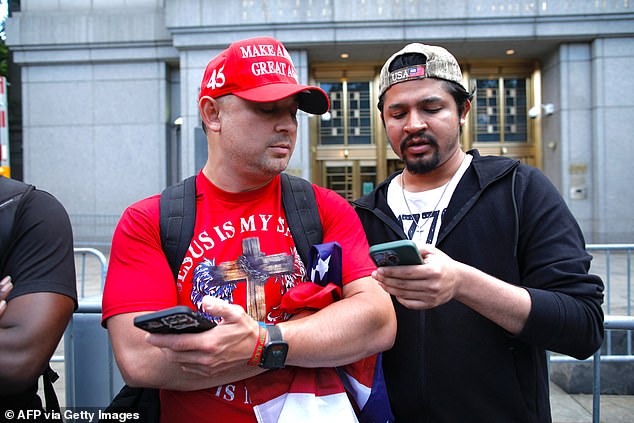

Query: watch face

[262,342,288,369]
[270,344,286,358]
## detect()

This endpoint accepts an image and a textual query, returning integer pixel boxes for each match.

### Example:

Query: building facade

[5,0,634,243]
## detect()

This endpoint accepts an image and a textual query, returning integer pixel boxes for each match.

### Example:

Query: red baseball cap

[198,36,330,115]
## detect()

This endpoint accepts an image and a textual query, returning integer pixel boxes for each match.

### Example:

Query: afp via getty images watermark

[4,408,142,422]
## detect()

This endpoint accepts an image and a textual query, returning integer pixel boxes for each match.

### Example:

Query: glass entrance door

[470,75,538,166]
[323,161,376,201]
[313,77,379,200]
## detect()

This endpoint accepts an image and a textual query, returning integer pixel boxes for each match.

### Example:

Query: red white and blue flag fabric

[255,242,393,423]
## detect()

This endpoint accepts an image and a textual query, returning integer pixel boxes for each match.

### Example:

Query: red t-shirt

[102,172,376,422]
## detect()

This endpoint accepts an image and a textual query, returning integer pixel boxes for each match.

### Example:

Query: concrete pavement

[550,381,634,423]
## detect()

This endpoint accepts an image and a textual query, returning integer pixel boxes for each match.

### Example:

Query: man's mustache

[400,133,438,154]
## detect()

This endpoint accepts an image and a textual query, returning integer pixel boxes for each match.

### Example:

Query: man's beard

[400,133,441,174]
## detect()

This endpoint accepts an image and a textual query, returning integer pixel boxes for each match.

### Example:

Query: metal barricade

[591,316,634,423]
[65,248,122,407]
[548,244,634,423]
[50,248,108,365]
[64,299,124,408]
[587,244,633,356]
[73,247,108,298]
[48,248,122,407]
[549,316,634,423]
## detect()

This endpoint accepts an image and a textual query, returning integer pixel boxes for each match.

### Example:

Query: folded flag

[278,281,342,314]
[310,241,343,288]
[249,367,359,423]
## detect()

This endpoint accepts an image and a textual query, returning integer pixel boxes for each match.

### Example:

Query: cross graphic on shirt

[209,237,294,321]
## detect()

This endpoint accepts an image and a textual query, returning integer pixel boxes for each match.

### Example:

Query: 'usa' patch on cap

[389,65,427,85]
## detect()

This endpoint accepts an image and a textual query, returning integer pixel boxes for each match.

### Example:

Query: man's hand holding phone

[134,306,217,334]
[140,297,267,383]
[371,243,465,311]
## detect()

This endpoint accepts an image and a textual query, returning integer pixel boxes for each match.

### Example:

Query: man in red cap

[102,36,396,422]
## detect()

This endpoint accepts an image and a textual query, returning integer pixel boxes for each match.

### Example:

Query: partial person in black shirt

[0,177,77,420]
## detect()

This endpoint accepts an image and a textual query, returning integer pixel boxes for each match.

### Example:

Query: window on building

[468,69,539,166]
[473,77,528,144]
[318,81,372,145]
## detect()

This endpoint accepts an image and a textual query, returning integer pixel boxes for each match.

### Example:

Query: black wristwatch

[259,324,288,369]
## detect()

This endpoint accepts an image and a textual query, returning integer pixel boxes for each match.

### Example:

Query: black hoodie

[353,150,604,423]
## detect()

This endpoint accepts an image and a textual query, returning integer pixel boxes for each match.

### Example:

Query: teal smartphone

[369,240,423,266]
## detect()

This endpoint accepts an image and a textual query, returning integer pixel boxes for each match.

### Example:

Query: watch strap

[259,324,288,369]
[266,323,283,342]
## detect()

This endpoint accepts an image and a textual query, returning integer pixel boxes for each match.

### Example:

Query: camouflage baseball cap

[379,43,466,97]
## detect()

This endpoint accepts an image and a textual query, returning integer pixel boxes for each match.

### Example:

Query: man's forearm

[281,277,396,367]
[454,263,531,335]
[108,312,265,391]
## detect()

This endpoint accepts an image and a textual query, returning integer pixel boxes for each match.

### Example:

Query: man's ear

[199,96,221,132]
[460,100,472,126]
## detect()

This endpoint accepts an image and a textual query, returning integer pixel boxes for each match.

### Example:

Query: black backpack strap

[0,177,34,266]
[101,385,160,423]
[159,176,197,280]
[42,366,62,421]
[280,173,323,268]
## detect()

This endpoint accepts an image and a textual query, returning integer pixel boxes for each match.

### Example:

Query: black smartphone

[369,240,423,266]
[133,306,217,334]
